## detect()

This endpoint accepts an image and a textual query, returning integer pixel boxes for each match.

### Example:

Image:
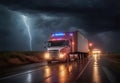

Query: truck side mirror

[44,46,47,48]
[44,41,47,44]
[43,41,47,48]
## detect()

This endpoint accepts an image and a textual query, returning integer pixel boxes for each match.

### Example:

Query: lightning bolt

[22,15,32,51]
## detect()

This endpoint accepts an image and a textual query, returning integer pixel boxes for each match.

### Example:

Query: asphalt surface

[76,54,120,83]
[0,54,120,83]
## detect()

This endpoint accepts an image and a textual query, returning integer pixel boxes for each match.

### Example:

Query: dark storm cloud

[0,0,120,52]
[0,0,120,33]
[92,31,120,52]
[0,5,31,51]
[0,0,120,10]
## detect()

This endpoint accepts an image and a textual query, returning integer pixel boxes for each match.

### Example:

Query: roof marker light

[52,33,65,37]
[69,33,73,36]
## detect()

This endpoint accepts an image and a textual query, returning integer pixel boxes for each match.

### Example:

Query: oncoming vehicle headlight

[59,53,64,58]
[45,52,50,59]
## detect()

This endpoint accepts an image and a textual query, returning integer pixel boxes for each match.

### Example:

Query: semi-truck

[44,31,89,63]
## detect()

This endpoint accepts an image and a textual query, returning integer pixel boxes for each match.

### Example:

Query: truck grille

[49,50,59,57]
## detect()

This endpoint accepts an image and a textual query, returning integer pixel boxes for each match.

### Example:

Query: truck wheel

[60,58,67,63]
[66,54,70,62]
[47,61,51,64]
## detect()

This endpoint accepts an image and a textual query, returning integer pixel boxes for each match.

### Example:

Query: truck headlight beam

[59,53,64,58]
[45,53,50,59]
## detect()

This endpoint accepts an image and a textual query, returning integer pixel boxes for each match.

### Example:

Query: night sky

[0,0,120,52]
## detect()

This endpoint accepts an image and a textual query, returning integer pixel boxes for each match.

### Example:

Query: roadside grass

[0,51,45,68]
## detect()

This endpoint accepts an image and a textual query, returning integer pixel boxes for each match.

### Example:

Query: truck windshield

[48,40,69,47]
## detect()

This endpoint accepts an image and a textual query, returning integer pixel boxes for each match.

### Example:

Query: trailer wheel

[78,54,81,60]
[75,54,79,61]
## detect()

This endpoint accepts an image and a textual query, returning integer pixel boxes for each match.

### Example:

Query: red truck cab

[44,31,89,63]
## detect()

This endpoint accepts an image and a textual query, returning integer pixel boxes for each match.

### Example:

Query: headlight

[45,52,50,59]
[59,53,64,58]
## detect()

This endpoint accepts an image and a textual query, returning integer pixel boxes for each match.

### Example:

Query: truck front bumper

[45,56,66,62]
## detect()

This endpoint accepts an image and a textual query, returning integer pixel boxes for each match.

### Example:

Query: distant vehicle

[92,49,101,55]
[44,31,89,63]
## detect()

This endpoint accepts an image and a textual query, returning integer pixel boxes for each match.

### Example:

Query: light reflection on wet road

[76,54,120,83]
[92,54,101,83]
[0,60,88,83]
[43,60,88,83]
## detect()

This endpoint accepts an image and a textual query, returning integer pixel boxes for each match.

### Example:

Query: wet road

[0,54,120,83]
[0,59,88,83]
[76,54,120,83]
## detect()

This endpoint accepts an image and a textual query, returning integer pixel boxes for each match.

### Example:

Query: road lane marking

[0,62,47,80]
[0,60,92,82]
[76,58,92,80]
[102,66,116,83]
[0,62,68,81]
